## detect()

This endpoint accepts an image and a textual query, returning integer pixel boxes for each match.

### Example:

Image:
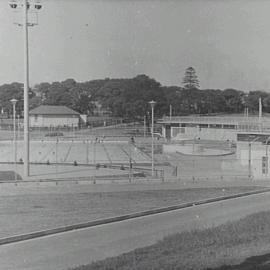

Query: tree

[96,75,166,119]
[29,96,42,110]
[0,82,24,116]
[182,67,200,89]
[200,89,225,114]
[246,91,268,113]
[32,82,51,102]
[43,82,73,107]
[222,88,244,113]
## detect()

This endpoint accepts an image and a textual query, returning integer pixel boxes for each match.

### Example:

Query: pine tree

[182,67,200,89]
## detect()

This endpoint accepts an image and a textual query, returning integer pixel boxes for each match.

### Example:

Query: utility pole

[11,99,18,180]
[149,100,156,177]
[9,0,43,178]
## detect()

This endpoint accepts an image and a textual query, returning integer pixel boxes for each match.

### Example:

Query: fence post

[161,170,164,182]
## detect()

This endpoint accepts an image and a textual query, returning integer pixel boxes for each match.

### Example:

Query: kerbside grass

[0,186,262,238]
[70,211,270,270]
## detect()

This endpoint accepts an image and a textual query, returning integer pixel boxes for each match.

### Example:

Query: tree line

[1,68,270,119]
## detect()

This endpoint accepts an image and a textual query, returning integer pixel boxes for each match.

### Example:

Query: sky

[1,0,270,91]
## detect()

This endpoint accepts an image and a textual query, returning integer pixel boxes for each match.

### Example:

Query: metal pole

[151,105,154,176]
[143,115,146,138]
[86,140,89,164]
[13,103,17,181]
[56,138,58,177]
[17,115,20,140]
[248,142,251,179]
[93,141,96,167]
[129,142,131,182]
[169,104,172,121]
[23,0,30,178]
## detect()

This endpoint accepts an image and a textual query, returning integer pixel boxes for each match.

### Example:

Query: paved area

[0,163,130,181]
[0,140,150,164]
[1,192,270,270]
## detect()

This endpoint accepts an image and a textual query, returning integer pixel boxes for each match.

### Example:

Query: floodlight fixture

[34,0,42,10]
[9,0,42,10]
[9,1,17,9]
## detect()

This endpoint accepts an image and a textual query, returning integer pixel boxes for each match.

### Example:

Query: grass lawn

[70,210,270,270]
[0,186,264,238]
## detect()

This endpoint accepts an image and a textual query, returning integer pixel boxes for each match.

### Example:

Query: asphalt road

[2,192,270,270]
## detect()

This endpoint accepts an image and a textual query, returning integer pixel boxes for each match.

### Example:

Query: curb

[1,187,270,246]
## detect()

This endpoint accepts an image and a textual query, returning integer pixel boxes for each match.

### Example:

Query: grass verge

[70,211,270,270]
[0,186,262,238]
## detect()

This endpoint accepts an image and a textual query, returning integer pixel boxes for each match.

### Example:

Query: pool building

[159,115,270,141]
[159,114,270,180]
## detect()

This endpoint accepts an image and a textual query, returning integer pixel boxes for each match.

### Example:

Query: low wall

[173,127,237,141]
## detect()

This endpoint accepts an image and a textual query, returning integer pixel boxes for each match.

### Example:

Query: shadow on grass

[206,253,270,270]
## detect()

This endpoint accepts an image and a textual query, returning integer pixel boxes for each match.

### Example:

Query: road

[1,192,270,270]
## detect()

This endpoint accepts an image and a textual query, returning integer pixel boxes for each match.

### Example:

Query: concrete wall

[172,126,237,141]
[237,142,270,179]
[30,115,79,127]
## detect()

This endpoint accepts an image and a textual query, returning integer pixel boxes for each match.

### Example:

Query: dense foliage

[182,66,200,89]
[1,72,270,119]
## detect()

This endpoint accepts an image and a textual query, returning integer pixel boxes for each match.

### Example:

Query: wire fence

[0,120,269,182]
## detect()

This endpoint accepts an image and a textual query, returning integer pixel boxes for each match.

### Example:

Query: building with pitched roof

[29,105,80,127]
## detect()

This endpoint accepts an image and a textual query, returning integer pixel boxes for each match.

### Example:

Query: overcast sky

[1,0,270,91]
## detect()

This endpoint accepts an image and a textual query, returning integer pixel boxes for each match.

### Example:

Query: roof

[158,114,270,132]
[159,115,269,125]
[29,105,80,115]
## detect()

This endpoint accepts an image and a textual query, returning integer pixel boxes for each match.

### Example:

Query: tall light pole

[9,0,42,178]
[55,137,58,177]
[149,100,156,177]
[11,99,18,180]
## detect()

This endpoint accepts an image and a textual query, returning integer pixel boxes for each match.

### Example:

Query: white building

[159,115,270,141]
[159,114,270,180]
[236,132,270,180]
[29,105,80,128]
